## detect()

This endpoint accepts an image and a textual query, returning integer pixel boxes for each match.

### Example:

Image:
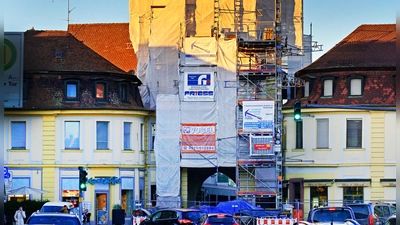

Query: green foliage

[4,199,49,220]
[113,204,122,210]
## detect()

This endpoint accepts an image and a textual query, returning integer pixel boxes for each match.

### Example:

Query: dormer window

[95,81,108,102]
[350,78,362,96]
[304,81,310,97]
[302,77,315,98]
[64,80,80,102]
[119,82,129,102]
[347,74,365,97]
[323,79,333,97]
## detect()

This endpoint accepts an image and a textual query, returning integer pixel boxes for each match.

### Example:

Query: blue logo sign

[187,73,211,86]
[4,166,10,179]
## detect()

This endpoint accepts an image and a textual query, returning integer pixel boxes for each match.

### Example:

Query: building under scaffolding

[129,0,310,209]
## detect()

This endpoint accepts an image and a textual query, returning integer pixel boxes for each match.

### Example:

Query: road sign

[4,167,11,179]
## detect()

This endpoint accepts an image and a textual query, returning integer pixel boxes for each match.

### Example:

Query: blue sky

[4,0,396,62]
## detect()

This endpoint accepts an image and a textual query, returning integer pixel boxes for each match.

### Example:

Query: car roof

[31,212,79,218]
[43,202,73,207]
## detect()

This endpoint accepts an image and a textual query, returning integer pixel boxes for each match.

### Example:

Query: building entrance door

[95,192,109,224]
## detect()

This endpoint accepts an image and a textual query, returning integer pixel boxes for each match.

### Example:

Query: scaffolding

[226,0,284,209]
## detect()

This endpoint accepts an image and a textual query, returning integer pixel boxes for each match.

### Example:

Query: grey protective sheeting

[154,95,181,200]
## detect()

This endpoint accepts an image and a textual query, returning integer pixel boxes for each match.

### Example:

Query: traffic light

[293,99,301,121]
[79,166,88,192]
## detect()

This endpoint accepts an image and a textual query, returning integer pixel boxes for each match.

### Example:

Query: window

[140,123,144,151]
[310,186,328,208]
[65,80,80,101]
[65,121,80,149]
[304,81,310,97]
[95,82,107,101]
[349,78,362,96]
[124,122,131,150]
[11,121,26,149]
[295,120,303,149]
[346,119,362,148]
[119,83,129,102]
[150,123,156,150]
[97,121,109,149]
[323,79,333,97]
[343,187,363,204]
[316,119,329,149]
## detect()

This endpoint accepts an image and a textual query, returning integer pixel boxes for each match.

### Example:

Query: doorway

[95,192,109,225]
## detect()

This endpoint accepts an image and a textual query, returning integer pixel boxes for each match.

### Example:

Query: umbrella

[8,186,48,195]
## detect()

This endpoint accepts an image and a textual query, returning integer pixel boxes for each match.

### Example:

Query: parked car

[383,214,395,225]
[26,212,82,225]
[346,203,395,225]
[200,213,239,225]
[39,201,75,213]
[307,206,359,225]
[140,208,206,225]
[373,204,396,222]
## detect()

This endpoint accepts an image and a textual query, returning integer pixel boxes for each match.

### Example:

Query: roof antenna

[67,0,76,26]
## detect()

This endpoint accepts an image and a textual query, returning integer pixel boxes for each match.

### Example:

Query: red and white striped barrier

[257,218,297,225]
[133,216,147,225]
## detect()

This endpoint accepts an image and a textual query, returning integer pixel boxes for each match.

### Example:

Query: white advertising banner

[184,37,217,65]
[183,72,215,101]
[4,32,24,108]
[242,101,275,133]
[181,123,216,154]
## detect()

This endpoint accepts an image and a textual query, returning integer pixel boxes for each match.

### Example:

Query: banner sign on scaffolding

[242,101,274,133]
[183,37,217,65]
[181,123,216,153]
[4,32,24,108]
[183,72,215,101]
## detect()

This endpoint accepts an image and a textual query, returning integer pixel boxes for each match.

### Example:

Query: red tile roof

[298,24,395,73]
[68,23,137,73]
[23,29,130,74]
[286,24,396,108]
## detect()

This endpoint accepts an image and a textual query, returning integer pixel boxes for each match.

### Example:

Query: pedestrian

[60,205,69,213]
[82,208,91,225]
[14,206,26,225]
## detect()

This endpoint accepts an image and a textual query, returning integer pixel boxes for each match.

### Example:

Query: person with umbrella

[14,206,26,225]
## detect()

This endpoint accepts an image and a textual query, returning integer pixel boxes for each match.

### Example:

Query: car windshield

[312,210,352,222]
[28,216,80,225]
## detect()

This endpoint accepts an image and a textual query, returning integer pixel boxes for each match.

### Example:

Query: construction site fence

[136,199,396,210]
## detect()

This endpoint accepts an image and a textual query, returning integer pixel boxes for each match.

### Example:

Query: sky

[4,0,396,62]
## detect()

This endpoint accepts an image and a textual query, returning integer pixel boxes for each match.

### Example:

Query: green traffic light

[80,183,86,189]
[294,114,301,120]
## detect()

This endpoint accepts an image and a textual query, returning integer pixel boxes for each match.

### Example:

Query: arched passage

[186,167,236,207]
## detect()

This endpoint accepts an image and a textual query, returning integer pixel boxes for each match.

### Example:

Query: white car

[39,201,77,214]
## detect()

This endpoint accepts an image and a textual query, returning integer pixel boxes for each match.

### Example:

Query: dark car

[140,208,206,225]
[26,212,82,225]
[307,206,359,225]
[383,214,395,225]
[200,213,239,225]
[346,203,395,225]
[373,204,396,223]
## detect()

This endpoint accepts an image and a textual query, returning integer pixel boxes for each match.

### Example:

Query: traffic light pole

[79,190,83,222]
